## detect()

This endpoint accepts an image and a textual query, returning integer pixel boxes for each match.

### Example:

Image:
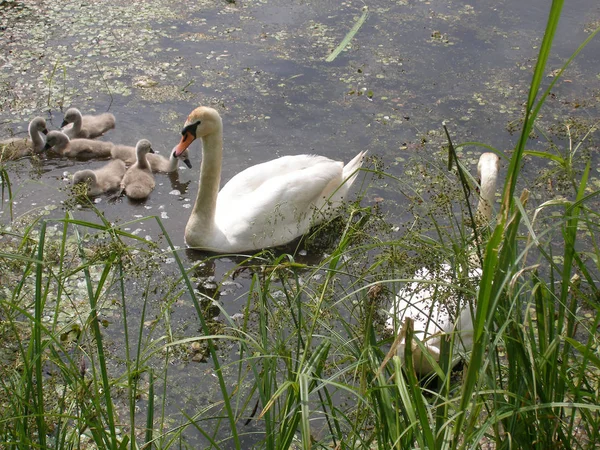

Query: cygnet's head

[44,130,69,151]
[136,139,154,156]
[61,108,82,127]
[72,170,96,186]
[171,148,193,168]
[30,117,49,135]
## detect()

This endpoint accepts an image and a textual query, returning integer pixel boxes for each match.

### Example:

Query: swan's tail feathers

[342,150,367,187]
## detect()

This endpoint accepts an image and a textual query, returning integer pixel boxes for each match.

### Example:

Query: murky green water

[1,0,599,445]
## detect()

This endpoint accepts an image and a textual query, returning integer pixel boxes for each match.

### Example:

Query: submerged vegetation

[1,1,600,450]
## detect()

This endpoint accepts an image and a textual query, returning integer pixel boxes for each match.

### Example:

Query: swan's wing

[386,265,457,335]
[216,155,344,248]
[219,155,338,197]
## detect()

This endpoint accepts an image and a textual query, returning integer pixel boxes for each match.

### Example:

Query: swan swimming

[72,160,127,196]
[61,107,116,140]
[44,130,114,159]
[120,139,155,200]
[0,117,48,160]
[172,106,366,253]
[111,143,192,173]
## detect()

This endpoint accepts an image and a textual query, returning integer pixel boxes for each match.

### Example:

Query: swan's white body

[386,152,500,374]
[45,130,114,159]
[72,160,126,196]
[386,264,481,374]
[120,139,155,200]
[173,106,366,253]
[61,107,115,140]
[0,117,48,160]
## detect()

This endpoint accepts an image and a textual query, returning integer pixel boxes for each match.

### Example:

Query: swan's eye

[181,121,201,137]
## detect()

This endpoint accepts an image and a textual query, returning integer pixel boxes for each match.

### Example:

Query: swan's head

[136,139,155,157]
[475,152,500,222]
[173,106,222,157]
[476,153,500,191]
[30,117,48,135]
[61,108,82,127]
[44,130,69,152]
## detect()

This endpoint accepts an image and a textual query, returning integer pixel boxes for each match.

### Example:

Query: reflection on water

[166,170,191,196]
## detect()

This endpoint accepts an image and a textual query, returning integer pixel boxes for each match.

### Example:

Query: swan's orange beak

[173,131,195,157]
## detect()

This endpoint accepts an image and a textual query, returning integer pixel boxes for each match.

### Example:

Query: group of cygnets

[0,108,191,200]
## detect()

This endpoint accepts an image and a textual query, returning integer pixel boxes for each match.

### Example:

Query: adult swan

[386,152,501,374]
[172,106,366,253]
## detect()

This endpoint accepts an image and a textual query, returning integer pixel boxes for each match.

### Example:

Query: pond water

[1,0,599,446]
[1,0,599,233]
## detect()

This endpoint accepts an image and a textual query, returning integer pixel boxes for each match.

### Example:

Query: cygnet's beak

[42,128,48,135]
[43,142,51,151]
[149,148,155,154]
[173,131,195,157]
[171,149,193,168]
[60,120,68,128]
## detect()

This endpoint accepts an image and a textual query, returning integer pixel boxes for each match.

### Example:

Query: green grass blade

[299,372,311,450]
[0,166,14,220]
[326,7,369,62]
[501,0,564,215]
[153,216,241,449]
[69,213,119,446]
[33,220,47,449]
[145,370,155,447]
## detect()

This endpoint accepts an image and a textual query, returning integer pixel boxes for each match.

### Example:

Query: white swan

[44,130,114,159]
[111,144,192,173]
[172,106,366,253]
[0,117,48,160]
[61,107,116,139]
[386,152,500,374]
[72,160,126,196]
[120,139,155,200]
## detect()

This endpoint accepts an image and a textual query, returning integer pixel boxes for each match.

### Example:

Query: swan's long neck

[475,167,498,224]
[58,135,70,154]
[189,128,223,236]
[137,151,151,170]
[29,122,45,153]
[72,114,82,135]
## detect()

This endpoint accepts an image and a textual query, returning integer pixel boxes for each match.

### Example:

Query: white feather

[386,152,500,374]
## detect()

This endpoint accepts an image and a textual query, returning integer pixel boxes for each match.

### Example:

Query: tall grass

[1,1,600,449]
